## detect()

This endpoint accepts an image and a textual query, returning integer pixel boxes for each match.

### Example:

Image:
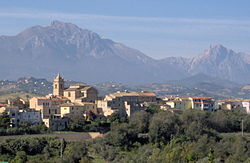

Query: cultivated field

[0,132,102,142]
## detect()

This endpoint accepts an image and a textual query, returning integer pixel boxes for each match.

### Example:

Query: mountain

[0,20,184,84]
[0,21,250,84]
[188,45,250,83]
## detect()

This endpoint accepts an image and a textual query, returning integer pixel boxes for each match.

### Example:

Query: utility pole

[241,119,244,136]
[61,138,63,158]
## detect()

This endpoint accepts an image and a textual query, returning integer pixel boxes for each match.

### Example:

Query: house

[43,115,68,131]
[190,97,215,112]
[29,96,68,118]
[163,96,215,112]
[217,99,250,114]
[0,106,41,127]
[60,102,97,118]
[97,91,157,116]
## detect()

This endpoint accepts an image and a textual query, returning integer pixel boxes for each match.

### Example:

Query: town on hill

[0,74,250,162]
[0,74,249,132]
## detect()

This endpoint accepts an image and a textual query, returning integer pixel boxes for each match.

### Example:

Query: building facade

[53,74,64,97]
[97,91,157,116]
[60,102,97,118]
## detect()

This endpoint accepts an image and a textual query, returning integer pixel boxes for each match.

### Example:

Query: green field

[0,92,39,102]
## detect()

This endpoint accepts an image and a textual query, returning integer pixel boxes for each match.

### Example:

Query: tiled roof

[191,97,213,100]
[108,91,156,98]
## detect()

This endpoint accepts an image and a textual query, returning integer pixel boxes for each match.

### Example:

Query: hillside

[1,77,250,100]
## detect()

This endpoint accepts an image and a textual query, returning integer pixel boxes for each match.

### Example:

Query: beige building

[163,96,215,112]
[97,91,157,116]
[29,97,68,118]
[0,106,41,127]
[51,74,98,103]
[63,84,98,103]
[217,99,250,114]
[60,102,97,118]
[43,115,68,131]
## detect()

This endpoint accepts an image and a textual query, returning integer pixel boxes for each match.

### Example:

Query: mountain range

[0,20,250,85]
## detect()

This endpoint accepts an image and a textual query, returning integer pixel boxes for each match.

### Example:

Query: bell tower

[53,73,64,97]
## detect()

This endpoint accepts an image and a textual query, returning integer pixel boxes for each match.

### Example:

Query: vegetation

[67,115,111,133]
[0,112,48,136]
[0,108,250,162]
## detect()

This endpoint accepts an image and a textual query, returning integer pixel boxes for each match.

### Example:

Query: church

[53,74,98,103]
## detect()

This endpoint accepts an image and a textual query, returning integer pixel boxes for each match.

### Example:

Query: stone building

[0,107,41,127]
[53,74,64,97]
[29,96,68,118]
[97,91,157,116]
[63,84,98,103]
[51,74,98,103]
[163,96,215,112]
[60,102,97,118]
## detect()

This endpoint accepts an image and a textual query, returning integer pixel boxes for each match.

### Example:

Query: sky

[0,0,249,59]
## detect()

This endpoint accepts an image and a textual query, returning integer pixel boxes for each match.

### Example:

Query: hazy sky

[0,0,249,59]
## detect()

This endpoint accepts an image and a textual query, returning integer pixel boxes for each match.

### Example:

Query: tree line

[0,106,250,162]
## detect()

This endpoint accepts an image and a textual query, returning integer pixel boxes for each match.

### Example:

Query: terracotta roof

[218,99,250,102]
[191,97,213,100]
[60,103,84,107]
[0,104,7,107]
[51,98,68,101]
[109,91,156,98]
[30,97,49,100]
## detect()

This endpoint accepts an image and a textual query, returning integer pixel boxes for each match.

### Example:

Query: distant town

[0,74,249,131]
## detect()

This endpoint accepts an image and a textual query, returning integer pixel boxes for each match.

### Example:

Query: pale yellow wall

[60,107,71,117]
[166,101,175,108]
[64,91,76,102]
[60,103,96,117]
[166,99,192,110]
[0,107,6,114]
[29,97,52,110]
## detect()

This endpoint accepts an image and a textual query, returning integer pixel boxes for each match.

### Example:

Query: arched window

[55,84,57,89]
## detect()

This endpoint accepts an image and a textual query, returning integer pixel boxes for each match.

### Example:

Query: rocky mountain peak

[204,44,234,58]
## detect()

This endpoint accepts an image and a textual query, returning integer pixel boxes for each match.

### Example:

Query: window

[68,92,71,97]
[55,84,57,89]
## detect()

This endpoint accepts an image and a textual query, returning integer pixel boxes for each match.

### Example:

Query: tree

[149,111,180,144]
[12,151,27,163]
[129,111,150,133]
[0,112,10,129]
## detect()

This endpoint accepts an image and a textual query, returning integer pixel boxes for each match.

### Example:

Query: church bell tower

[53,73,64,97]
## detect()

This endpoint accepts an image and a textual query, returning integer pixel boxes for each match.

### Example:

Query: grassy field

[0,132,102,142]
[0,92,39,102]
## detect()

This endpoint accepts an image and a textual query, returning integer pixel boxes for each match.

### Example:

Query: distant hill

[168,73,240,89]
[1,77,250,100]
[1,21,250,84]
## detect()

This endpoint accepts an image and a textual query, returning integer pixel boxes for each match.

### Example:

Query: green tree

[12,151,27,163]
[149,111,180,144]
[0,112,10,129]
